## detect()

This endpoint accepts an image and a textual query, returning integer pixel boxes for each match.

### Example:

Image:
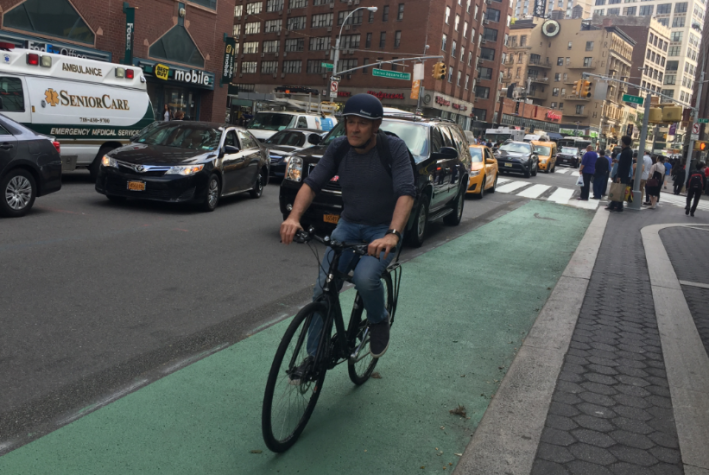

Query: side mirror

[485,158,496,164]
[224,145,240,154]
[308,134,322,145]
[432,146,458,160]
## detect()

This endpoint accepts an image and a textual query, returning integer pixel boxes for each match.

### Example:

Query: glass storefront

[148,82,198,121]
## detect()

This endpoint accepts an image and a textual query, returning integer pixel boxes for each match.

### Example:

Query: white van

[248,111,337,142]
[524,133,550,142]
[0,45,154,179]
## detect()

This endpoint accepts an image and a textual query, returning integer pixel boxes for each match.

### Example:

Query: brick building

[232,0,510,133]
[0,0,236,122]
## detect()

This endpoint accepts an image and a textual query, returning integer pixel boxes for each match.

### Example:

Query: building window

[576,105,585,114]
[568,41,573,49]
[309,37,331,51]
[265,19,282,33]
[246,2,263,14]
[639,5,653,15]
[455,14,460,31]
[363,58,370,72]
[445,6,451,23]
[394,31,402,48]
[666,60,678,71]
[382,5,389,21]
[290,0,307,7]
[457,71,462,86]
[656,3,671,13]
[464,21,469,38]
[585,41,594,51]
[311,13,333,28]
[287,16,306,30]
[313,0,333,4]
[583,57,593,67]
[553,87,559,96]
[241,61,257,73]
[338,9,363,26]
[340,34,360,49]
[245,22,261,34]
[379,32,386,48]
[607,8,620,14]
[670,31,683,42]
[262,61,278,73]
[672,17,685,27]
[480,47,495,60]
[263,40,279,53]
[465,74,470,89]
[266,0,284,12]
[468,51,473,65]
[368,10,375,22]
[337,59,358,73]
[460,46,465,61]
[664,75,676,84]
[675,2,687,13]
[285,38,304,52]
[243,42,259,54]
[306,60,325,74]
[475,86,490,99]
[448,67,454,83]
[235,5,243,17]
[486,8,501,22]
[233,24,241,36]
[397,3,405,20]
[554,73,561,81]
[557,56,564,66]
[452,41,457,59]
[283,60,302,73]
[484,28,498,41]
[623,6,635,15]
[442,34,448,51]
[478,67,493,80]
[366,33,372,48]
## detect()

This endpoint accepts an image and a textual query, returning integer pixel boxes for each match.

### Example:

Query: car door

[447,126,471,193]
[220,130,245,193]
[0,122,18,173]
[237,129,262,189]
[428,126,449,209]
[439,126,459,200]
[484,147,496,188]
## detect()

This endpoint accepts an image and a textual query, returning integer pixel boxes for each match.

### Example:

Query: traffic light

[573,80,581,96]
[581,81,592,98]
[648,107,663,124]
[432,62,447,80]
[694,141,708,151]
[662,106,682,122]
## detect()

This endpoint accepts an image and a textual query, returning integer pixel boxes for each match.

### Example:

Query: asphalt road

[0,169,531,453]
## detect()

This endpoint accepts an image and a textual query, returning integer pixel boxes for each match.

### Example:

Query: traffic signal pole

[685,67,705,189]
[628,92,652,210]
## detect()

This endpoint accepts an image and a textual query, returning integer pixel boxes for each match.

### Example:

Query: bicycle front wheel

[347,272,393,385]
[262,302,328,453]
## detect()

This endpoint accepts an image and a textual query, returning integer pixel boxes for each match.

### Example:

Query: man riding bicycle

[280,94,415,358]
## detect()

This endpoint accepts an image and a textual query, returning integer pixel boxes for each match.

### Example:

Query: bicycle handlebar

[294,228,368,256]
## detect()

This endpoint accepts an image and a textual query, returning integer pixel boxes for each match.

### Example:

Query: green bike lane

[0,201,593,474]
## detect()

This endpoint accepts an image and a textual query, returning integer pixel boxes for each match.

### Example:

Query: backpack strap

[332,131,394,178]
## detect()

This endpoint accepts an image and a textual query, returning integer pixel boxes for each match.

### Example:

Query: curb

[455,206,609,475]
[641,223,709,475]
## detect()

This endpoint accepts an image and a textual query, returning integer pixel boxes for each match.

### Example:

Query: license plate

[323,214,339,224]
[505,163,513,167]
[127,181,146,191]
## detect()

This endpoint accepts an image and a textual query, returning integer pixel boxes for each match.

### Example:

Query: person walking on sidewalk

[579,145,597,201]
[593,149,609,200]
[686,162,707,217]
[646,156,665,209]
[673,164,686,195]
[641,152,653,205]
[607,136,633,212]
[663,158,672,190]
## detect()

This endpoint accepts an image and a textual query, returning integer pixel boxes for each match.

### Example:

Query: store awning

[548,132,564,141]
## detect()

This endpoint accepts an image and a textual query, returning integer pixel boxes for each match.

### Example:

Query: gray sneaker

[369,316,390,358]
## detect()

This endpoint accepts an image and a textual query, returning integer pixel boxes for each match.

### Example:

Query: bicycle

[261,228,403,453]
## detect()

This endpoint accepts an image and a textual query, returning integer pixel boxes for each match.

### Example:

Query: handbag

[575,175,585,186]
[608,182,625,202]
[645,178,659,188]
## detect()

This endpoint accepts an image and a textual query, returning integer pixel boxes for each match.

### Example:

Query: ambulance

[0,44,154,180]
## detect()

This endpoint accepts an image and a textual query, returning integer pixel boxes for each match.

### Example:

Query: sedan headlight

[285,156,303,182]
[470,170,480,176]
[165,164,204,176]
[101,155,118,168]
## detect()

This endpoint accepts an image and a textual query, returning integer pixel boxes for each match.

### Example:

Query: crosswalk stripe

[496,181,530,193]
[568,198,601,210]
[517,184,551,199]
[548,187,575,204]
[496,177,512,185]
[555,168,571,175]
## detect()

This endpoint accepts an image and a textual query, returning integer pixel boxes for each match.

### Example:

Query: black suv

[279,116,472,247]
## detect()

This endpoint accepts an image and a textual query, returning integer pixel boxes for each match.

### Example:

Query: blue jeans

[593,173,606,199]
[306,219,398,356]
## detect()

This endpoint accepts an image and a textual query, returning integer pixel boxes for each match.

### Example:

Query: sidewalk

[457,201,709,475]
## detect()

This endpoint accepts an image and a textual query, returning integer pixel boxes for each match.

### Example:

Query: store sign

[337,91,352,98]
[123,6,135,64]
[26,40,110,62]
[436,96,451,106]
[435,95,468,111]
[221,37,236,85]
[452,103,467,111]
[546,111,562,121]
[368,91,405,100]
[155,64,170,81]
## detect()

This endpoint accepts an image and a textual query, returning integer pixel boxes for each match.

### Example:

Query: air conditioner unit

[329,3,334,8]
[484,19,490,25]
[348,0,353,5]
[235,34,240,39]
[481,39,487,44]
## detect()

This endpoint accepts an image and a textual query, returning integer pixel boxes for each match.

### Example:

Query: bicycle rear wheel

[262,302,328,452]
[347,272,393,385]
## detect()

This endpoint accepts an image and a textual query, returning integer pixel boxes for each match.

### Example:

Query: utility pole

[685,65,705,188]
[629,91,652,210]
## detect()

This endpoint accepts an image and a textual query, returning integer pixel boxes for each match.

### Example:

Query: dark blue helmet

[342,93,384,120]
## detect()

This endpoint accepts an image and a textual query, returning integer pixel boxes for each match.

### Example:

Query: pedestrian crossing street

[495,174,709,212]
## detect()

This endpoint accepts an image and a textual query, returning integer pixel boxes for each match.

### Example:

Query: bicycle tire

[262,301,328,452]
[347,272,394,385]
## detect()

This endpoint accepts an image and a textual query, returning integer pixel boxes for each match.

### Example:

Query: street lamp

[333,7,377,80]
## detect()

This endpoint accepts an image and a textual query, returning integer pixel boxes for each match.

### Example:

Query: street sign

[410,80,421,100]
[698,118,709,124]
[413,63,424,81]
[329,79,339,99]
[693,123,700,134]
[372,68,411,81]
[622,94,643,105]
[321,63,334,69]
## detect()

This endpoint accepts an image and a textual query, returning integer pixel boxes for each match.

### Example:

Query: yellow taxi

[466,145,499,198]
[531,140,557,173]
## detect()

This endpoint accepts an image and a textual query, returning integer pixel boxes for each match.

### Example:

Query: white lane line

[517,184,551,199]
[679,280,709,289]
[568,198,601,210]
[571,171,580,177]
[555,168,571,174]
[495,181,530,194]
[548,187,575,204]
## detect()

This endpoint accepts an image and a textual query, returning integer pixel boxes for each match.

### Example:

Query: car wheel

[531,161,538,176]
[90,145,118,182]
[0,169,36,217]
[551,163,556,173]
[475,175,485,199]
[106,195,127,203]
[201,174,220,212]
[489,173,498,193]
[444,184,465,225]
[574,160,580,169]
[405,198,428,248]
[250,168,267,199]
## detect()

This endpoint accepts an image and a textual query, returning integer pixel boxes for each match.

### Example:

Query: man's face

[346,116,380,148]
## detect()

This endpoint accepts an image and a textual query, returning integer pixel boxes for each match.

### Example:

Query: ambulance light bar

[25,53,52,68]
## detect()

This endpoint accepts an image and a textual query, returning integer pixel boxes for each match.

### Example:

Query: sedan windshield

[534,145,551,155]
[561,147,578,155]
[320,120,429,162]
[250,113,294,131]
[469,147,483,163]
[266,130,306,147]
[499,143,531,154]
[136,124,221,151]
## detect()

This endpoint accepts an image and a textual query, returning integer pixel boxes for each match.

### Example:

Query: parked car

[279,116,472,247]
[0,113,61,217]
[247,112,337,142]
[95,122,269,212]
[532,140,557,173]
[556,146,581,168]
[466,144,499,198]
[263,128,325,179]
[494,141,539,178]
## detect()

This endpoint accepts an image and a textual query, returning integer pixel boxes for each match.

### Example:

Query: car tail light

[26,53,39,66]
[53,141,61,154]
[126,69,134,79]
